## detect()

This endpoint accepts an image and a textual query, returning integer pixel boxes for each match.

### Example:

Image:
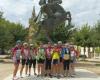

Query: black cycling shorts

[37,59,45,64]
[45,58,52,70]
[63,60,70,70]
[60,57,62,62]
[52,59,59,65]
[29,59,36,68]
[21,59,30,65]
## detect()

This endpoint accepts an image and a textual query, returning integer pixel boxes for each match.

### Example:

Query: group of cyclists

[12,40,79,80]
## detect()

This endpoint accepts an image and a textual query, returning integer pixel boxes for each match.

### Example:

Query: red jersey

[21,47,30,59]
[45,47,52,59]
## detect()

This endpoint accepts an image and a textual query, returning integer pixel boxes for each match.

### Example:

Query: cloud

[0,0,100,27]
[61,0,100,26]
[70,0,100,26]
[0,0,34,27]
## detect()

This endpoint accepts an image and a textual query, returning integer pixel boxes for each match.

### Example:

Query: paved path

[4,69,100,80]
[0,63,13,80]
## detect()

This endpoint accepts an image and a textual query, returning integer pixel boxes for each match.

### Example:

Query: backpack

[61,48,70,60]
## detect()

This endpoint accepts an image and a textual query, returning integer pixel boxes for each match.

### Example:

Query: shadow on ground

[74,69,99,78]
[18,76,50,80]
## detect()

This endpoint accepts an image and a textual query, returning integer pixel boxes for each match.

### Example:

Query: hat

[30,44,33,46]
[70,45,74,48]
[65,43,69,46]
[54,44,57,46]
[58,41,62,44]
[23,42,28,46]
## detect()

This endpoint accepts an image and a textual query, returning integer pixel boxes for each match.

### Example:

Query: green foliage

[50,23,74,43]
[36,23,75,43]
[0,11,3,19]
[0,11,28,52]
[0,26,14,49]
[72,23,100,47]
[72,24,91,46]
[94,21,100,46]
[0,10,100,53]
[95,47,100,54]
[8,23,28,42]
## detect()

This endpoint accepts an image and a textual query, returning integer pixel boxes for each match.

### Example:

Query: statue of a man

[38,0,69,28]
[33,0,71,42]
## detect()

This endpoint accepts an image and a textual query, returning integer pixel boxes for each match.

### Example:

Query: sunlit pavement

[4,68,100,80]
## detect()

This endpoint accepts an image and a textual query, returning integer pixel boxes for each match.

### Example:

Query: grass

[0,60,4,62]
[95,64,100,66]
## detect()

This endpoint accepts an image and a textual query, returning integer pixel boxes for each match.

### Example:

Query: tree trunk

[84,46,86,55]
[83,46,86,60]
[88,47,91,58]
[1,48,5,55]
[93,47,95,58]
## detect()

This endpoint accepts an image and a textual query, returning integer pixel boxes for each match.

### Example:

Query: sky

[0,0,100,27]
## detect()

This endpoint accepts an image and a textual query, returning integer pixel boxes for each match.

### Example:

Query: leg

[66,60,70,76]
[20,59,25,77]
[29,59,32,76]
[52,64,56,76]
[25,59,29,75]
[25,65,28,75]
[45,59,48,76]
[59,57,63,74]
[52,59,56,76]
[69,62,74,76]
[56,64,59,75]
[63,60,66,76]
[20,65,25,77]
[38,63,41,75]
[71,63,75,75]
[41,60,45,76]
[33,59,36,75]
[52,59,59,76]
[48,59,52,76]
[13,63,19,79]
[69,63,72,76]
[56,59,60,75]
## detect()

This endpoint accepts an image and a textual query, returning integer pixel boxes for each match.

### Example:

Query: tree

[0,26,14,54]
[0,11,3,19]
[94,21,100,47]
[8,23,28,43]
[0,11,28,54]
[72,24,92,57]
[50,23,74,43]
[36,23,75,43]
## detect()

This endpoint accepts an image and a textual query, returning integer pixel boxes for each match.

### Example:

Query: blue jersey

[61,48,70,58]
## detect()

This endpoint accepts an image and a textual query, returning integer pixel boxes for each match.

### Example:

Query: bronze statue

[33,0,72,42]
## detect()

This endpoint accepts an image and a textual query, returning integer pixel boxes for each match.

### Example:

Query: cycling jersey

[21,48,30,59]
[52,47,60,59]
[45,47,52,59]
[37,47,45,60]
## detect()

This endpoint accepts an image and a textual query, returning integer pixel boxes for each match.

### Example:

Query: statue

[33,0,72,42]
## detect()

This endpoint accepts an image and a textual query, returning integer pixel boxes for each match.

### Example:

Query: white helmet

[23,42,28,46]
[30,44,33,46]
